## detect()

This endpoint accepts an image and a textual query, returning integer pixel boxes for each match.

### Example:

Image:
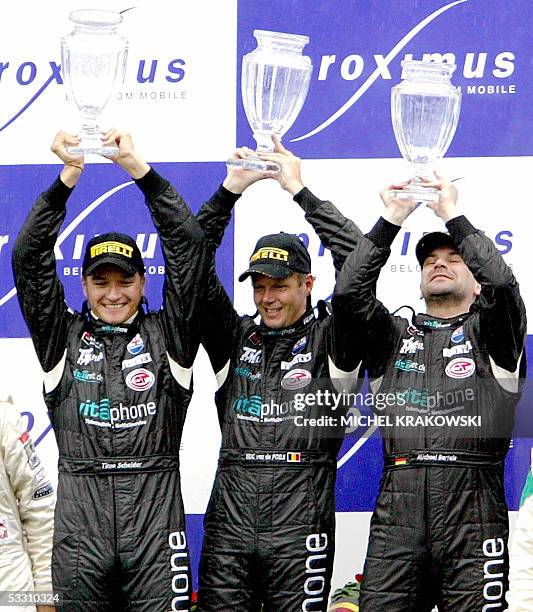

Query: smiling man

[12,130,206,611]
[80,234,146,324]
[240,231,314,329]
[194,142,365,612]
[335,175,527,611]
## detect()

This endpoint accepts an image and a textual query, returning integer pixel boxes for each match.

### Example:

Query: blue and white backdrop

[0,0,531,595]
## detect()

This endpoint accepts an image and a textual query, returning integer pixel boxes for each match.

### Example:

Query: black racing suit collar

[259,308,316,338]
[414,311,467,331]
[84,305,143,337]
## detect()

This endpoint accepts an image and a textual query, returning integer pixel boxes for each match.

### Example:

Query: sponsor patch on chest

[445,357,476,379]
[451,326,465,343]
[81,331,102,349]
[292,336,307,355]
[281,352,312,370]
[122,353,153,369]
[240,346,262,364]
[125,368,155,391]
[77,347,103,365]
[399,338,424,355]
[443,341,472,358]
[394,359,426,373]
[281,368,312,390]
[127,333,145,355]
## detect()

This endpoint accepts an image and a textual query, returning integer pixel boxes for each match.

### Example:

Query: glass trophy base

[67,136,118,156]
[226,156,280,172]
[389,183,440,204]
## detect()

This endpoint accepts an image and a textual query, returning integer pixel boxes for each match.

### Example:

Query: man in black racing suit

[195,142,364,611]
[12,130,206,611]
[335,176,527,610]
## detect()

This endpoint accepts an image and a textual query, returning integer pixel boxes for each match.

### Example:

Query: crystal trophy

[61,9,128,155]
[228,30,313,172]
[390,60,461,203]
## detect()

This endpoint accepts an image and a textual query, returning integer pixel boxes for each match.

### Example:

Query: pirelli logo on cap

[287,452,301,463]
[90,241,133,259]
[250,247,289,263]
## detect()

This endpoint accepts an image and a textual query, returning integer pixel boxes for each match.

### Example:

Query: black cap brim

[238,263,295,282]
[415,232,456,266]
[83,255,140,277]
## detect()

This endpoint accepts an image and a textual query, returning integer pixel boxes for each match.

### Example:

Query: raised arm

[194,158,260,377]
[424,174,526,378]
[105,131,208,371]
[259,136,363,271]
[11,132,83,373]
[333,221,399,375]
[332,181,417,374]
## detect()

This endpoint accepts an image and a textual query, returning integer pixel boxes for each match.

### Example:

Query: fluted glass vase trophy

[390,60,461,203]
[61,9,128,155]
[228,29,313,172]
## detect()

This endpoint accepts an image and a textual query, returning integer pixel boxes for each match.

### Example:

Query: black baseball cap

[238,232,311,282]
[82,232,145,276]
[415,232,457,266]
